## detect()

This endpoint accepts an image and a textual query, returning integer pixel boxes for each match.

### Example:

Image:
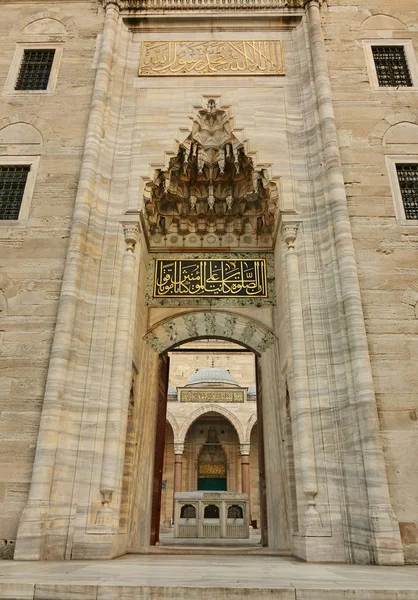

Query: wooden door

[255,355,269,546]
[150,353,170,545]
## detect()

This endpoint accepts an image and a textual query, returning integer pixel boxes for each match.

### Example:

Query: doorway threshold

[129,544,292,557]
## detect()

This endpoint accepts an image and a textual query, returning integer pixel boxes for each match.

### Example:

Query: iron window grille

[0,165,30,220]
[396,164,418,220]
[15,49,55,91]
[372,46,413,88]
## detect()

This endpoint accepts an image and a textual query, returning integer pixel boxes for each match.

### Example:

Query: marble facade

[0,0,416,568]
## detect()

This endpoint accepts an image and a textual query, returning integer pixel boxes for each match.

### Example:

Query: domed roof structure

[167,384,177,395]
[248,384,257,396]
[186,367,239,388]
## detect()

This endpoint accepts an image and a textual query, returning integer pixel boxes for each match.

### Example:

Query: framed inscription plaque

[179,390,245,403]
[139,41,285,77]
[154,258,267,298]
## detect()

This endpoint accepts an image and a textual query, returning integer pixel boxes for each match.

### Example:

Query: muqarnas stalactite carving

[144,99,279,250]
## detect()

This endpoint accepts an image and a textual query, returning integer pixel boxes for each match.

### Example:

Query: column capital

[281,221,300,251]
[120,217,140,253]
[304,0,322,7]
[102,0,120,10]
[174,443,184,455]
[240,443,251,456]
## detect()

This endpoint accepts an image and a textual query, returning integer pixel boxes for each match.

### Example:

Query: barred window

[15,49,55,91]
[0,165,30,220]
[372,46,413,88]
[396,164,418,220]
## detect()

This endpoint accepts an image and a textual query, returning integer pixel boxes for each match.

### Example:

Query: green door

[198,478,226,491]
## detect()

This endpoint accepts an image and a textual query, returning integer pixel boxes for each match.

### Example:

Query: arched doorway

[145,333,271,547]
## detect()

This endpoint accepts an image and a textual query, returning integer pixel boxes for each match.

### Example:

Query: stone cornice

[103,0,306,10]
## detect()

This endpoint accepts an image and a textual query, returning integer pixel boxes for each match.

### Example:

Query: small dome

[168,384,177,395]
[186,367,238,387]
[248,384,256,396]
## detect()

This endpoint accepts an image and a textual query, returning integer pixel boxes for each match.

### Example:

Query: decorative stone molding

[144,310,276,355]
[223,314,237,339]
[204,313,216,336]
[142,99,279,251]
[183,314,198,337]
[163,321,178,342]
[256,332,275,353]
[281,221,300,250]
[240,444,251,456]
[105,0,305,10]
[240,322,256,345]
[121,221,140,253]
[174,443,184,455]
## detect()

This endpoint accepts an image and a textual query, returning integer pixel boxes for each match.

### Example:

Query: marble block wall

[0,0,102,558]
[323,0,418,563]
[0,0,414,566]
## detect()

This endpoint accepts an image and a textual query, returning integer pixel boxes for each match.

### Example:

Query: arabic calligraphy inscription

[179,390,245,403]
[139,41,285,77]
[154,259,267,298]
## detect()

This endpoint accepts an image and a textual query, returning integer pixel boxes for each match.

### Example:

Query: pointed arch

[245,412,258,444]
[144,310,276,356]
[166,410,179,441]
[178,404,245,445]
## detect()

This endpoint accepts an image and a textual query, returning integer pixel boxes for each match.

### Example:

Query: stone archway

[130,311,285,551]
[178,404,246,446]
[144,310,275,355]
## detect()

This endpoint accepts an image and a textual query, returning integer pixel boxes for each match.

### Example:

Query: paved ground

[1,555,418,598]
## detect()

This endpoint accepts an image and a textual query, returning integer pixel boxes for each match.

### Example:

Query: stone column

[240,444,251,523]
[282,222,322,536]
[173,443,184,523]
[305,0,404,564]
[97,219,140,528]
[14,1,120,561]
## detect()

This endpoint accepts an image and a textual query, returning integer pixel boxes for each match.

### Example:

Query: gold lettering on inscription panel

[154,259,267,298]
[180,390,245,403]
[199,464,226,476]
[139,41,285,76]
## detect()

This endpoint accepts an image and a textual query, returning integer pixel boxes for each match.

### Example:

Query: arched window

[204,504,219,519]
[180,504,196,519]
[227,505,243,519]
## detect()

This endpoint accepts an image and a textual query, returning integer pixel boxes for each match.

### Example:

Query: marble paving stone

[0,584,34,600]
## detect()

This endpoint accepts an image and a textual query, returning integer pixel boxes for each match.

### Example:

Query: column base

[14,500,49,561]
[370,505,405,566]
